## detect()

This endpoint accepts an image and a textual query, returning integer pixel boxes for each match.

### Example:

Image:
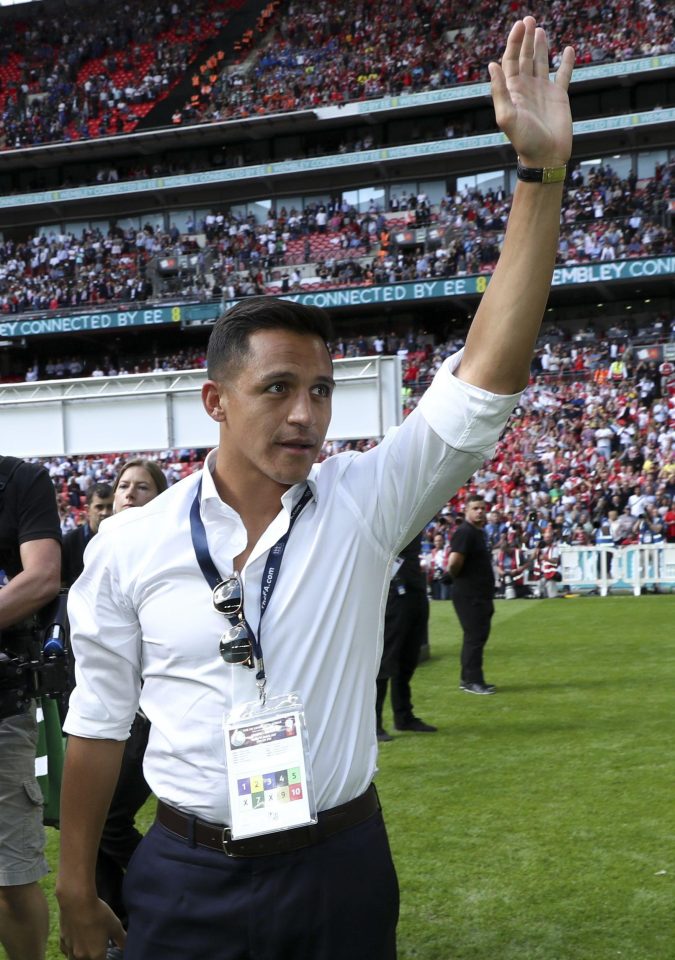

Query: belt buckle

[221,827,241,858]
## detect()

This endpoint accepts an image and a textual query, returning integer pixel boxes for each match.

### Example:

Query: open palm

[489,17,575,169]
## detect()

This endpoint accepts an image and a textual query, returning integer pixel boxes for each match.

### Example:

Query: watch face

[542,166,567,184]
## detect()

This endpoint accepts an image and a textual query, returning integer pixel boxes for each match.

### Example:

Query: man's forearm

[458,179,564,395]
[455,17,574,396]
[0,538,61,630]
[56,736,126,902]
[0,566,60,630]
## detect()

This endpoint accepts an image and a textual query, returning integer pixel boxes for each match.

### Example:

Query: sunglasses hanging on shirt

[213,573,255,668]
[190,479,313,706]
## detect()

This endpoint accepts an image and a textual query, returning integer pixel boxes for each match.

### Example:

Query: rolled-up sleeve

[338,350,523,555]
[416,349,521,455]
[64,526,142,741]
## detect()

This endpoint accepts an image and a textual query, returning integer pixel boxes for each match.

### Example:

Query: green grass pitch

[40,596,673,960]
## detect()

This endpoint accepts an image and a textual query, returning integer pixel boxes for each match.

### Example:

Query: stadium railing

[555,544,675,596]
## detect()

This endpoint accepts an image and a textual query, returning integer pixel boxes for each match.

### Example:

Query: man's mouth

[278,438,315,453]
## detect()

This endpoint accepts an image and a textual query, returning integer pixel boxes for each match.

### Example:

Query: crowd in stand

[3,0,673,595]
[1,0,674,149]
[35,325,675,598]
[7,306,675,383]
[419,362,675,594]
[0,159,673,322]
[179,0,675,124]
[265,158,674,289]
[23,346,208,382]
[9,123,389,197]
[0,223,203,316]
[0,0,226,148]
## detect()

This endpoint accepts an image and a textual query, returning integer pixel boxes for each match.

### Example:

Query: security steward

[0,455,61,960]
[376,533,437,739]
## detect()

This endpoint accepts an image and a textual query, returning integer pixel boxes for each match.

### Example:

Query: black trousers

[96,713,151,925]
[376,587,429,727]
[452,595,494,684]
[122,807,399,960]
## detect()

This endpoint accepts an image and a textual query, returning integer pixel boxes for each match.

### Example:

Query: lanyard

[189,478,313,704]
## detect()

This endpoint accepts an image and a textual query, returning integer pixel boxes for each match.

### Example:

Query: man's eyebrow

[259,370,336,386]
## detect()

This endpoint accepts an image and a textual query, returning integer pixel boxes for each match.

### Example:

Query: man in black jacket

[61,483,114,586]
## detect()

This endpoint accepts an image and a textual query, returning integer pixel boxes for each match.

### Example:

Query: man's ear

[202,380,227,422]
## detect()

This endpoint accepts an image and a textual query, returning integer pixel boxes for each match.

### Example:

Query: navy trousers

[123,807,399,960]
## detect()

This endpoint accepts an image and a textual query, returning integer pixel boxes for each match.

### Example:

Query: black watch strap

[516,159,567,184]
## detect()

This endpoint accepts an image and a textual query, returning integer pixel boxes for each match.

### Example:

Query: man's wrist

[55,874,99,905]
[516,158,567,184]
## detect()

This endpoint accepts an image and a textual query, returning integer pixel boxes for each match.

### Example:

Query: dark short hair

[112,459,168,497]
[86,482,113,505]
[206,297,333,382]
[466,494,485,506]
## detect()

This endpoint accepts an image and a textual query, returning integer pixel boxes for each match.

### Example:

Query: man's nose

[287,392,314,425]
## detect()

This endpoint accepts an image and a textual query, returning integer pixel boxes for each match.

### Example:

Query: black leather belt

[156,783,380,858]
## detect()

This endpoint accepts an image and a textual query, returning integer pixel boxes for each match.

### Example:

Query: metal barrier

[558,544,675,596]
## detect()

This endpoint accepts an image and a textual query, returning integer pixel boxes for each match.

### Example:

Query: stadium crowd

[178,0,675,123]
[27,319,675,587]
[0,158,673,322]
[0,0,228,148]
[6,308,674,383]
[1,0,674,148]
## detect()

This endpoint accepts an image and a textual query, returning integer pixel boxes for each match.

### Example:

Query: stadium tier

[0,2,673,491]
[0,14,673,960]
[0,160,672,333]
[1,0,674,148]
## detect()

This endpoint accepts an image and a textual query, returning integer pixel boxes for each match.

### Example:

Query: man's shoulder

[312,449,362,486]
[0,455,22,475]
[0,456,44,486]
[85,474,200,578]
[1,458,54,507]
[450,521,472,547]
[458,521,486,544]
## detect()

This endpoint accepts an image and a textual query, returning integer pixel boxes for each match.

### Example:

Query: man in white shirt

[594,421,614,460]
[57,18,575,960]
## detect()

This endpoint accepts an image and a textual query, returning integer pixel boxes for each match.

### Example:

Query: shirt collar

[200,449,319,515]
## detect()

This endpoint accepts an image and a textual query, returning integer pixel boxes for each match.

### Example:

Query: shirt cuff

[417,349,522,457]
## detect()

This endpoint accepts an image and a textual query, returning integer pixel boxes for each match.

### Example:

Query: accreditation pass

[224,698,317,839]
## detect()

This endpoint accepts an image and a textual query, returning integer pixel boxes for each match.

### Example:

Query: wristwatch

[516,159,567,184]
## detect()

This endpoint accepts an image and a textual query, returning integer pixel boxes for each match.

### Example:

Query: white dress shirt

[65,351,520,823]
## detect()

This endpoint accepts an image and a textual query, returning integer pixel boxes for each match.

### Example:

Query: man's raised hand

[488,16,575,169]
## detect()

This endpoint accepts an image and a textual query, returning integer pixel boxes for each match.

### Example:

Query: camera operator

[0,455,61,960]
